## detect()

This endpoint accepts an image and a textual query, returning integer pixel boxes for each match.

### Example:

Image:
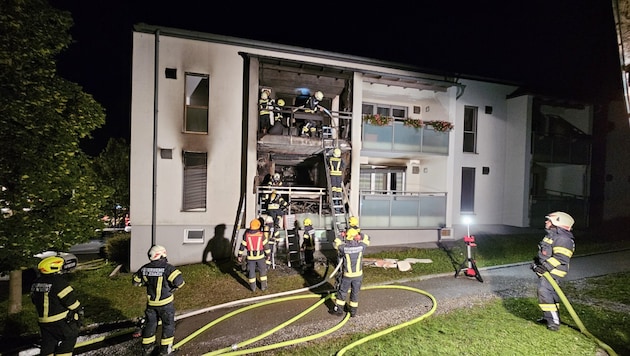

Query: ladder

[323,149,349,241]
[230,194,246,258]
[283,214,302,267]
[322,125,334,149]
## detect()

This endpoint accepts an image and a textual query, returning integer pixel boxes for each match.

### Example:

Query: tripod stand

[455,234,483,283]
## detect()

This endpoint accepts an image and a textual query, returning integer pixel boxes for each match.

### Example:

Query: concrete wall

[451,79,522,227]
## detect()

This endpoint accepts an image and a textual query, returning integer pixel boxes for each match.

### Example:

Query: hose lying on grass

[542,271,617,356]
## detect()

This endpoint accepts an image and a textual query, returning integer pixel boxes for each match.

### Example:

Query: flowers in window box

[425,120,454,132]
[403,117,424,129]
[363,114,392,126]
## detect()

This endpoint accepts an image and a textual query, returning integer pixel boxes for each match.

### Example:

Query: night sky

[47,1,623,155]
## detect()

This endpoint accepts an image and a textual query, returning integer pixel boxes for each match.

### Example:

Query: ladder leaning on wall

[323,147,349,243]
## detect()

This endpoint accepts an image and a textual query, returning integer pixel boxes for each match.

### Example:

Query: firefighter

[238,219,271,291]
[262,173,283,202]
[330,228,368,317]
[132,245,185,355]
[301,218,316,274]
[329,148,344,200]
[265,189,288,230]
[30,256,83,356]
[531,211,575,331]
[268,173,283,188]
[293,90,331,137]
[258,88,275,136]
[268,98,286,135]
[263,215,279,266]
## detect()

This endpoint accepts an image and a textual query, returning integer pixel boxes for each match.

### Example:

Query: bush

[106,232,130,271]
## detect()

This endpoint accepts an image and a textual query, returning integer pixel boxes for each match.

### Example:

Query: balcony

[359,190,447,229]
[362,122,449,155]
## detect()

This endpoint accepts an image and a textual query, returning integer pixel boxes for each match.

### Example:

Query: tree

[93,137,130,224]
[0,0,109,315]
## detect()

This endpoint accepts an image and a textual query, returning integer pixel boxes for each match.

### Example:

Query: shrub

[106,232,130,271]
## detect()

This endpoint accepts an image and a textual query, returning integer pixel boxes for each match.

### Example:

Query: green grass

[2,231,629,355]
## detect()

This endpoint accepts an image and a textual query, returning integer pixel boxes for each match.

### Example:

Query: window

[359,168,405,193]
[463,106,478,153]
[185,73,209,133]
[184,229,205,243]
[461,167,475,213]
[183,151,207,211]
[363,102,407,121]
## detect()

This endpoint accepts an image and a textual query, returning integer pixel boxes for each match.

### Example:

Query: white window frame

[184,229,205,244]
[463,106,478,153]
[184,73,209,133]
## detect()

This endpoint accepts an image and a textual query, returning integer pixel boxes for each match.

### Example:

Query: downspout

[151,29,160,245]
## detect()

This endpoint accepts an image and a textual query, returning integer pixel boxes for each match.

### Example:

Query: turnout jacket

[328,156,343,176]
[239,229,270,260]
[30,274,81,323]
[302,225,316,251]
[338,239,368,278]
[537,227,575,278]
[133,259,185,307]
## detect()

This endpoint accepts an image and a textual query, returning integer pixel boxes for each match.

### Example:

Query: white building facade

[130,24,593,270]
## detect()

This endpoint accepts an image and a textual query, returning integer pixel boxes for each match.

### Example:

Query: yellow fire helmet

[38,256,65,274]
[346,228,359,240]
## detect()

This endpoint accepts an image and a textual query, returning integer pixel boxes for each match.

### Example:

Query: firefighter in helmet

[31,256,83,356]
[301,218,316,274]
[531,211,575,331]
[258,88,275,136]
[268,98,286,135]
[133,245,185,355]
[263,215,279,266]
[329,148,344,200]
[330,228,368,318]
[238,219,271,291]
[265,189,288,230]
[293,90,332,137]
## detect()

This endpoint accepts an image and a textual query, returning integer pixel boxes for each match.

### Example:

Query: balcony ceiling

[257,57,456,103]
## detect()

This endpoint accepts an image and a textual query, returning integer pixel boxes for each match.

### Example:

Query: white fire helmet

[545,211,575,231]
[148,245,167,261]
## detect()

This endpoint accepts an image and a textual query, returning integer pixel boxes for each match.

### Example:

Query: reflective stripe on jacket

[537,228,575,278]
[239,229,270,260]
[329,157,343,176]
[338,240,367,278]
[31,274,81,323]
[132,259,185,307]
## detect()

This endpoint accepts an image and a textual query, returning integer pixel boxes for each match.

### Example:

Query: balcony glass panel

[360,191,447,228]
[422,126,449,154]
[362,123,393,150]
[392,122,422,151]
[362,122,449,154]
[360,195,391,227]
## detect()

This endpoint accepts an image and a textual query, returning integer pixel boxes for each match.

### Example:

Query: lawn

[1,230,629,355]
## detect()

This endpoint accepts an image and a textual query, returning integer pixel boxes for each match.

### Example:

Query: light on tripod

[455,215,483,282]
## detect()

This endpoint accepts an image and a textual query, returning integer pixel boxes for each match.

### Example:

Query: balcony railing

[362,122,449,154]
[359,190,447,229]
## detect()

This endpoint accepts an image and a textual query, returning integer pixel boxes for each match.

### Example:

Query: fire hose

[541,271,617,356]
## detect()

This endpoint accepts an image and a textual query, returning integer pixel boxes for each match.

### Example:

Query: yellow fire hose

[542,271,617,356]
[168,284,437,355]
